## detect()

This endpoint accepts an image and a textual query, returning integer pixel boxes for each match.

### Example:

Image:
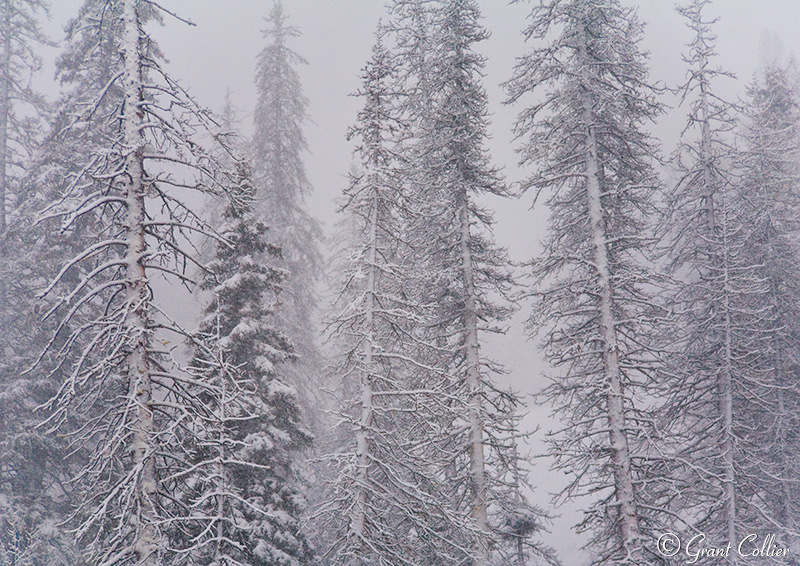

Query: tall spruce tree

[659,0,762,556]
[251,1,324,433]
[506,1,671,563]
[321,29,482,566]
[0,0,48,243]
[35,1,246,563]
[393,1,552,564]
[0,2,83,564]
[176,164,313,566]
[322,4,554,564]
[733,62,800,547]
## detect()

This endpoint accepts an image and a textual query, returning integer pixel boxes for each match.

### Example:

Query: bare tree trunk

[122,1,158,563]
[215,370,227,563]
[459,199,489,566]
[699,75,737,560]
[0,0,11,241]
[699,82,716,232]
[352,181,378,562]
[583,102,642,562]
[720,237,737,561]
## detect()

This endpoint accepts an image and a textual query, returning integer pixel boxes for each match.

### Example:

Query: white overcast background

[33,1,800,563]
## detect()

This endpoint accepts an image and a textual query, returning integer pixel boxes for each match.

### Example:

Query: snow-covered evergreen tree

[0,2,84,564]
[733,62,800,544]
[251,1,324,433]
[175,164,313,566]
[198,90,241,245]
[391,1,552,564]
[34,1,246,564]
[322,6,554,563]
[321,30,481,566]
[506,1,671,563]
[659,0,767,555]
[0,0,48,243]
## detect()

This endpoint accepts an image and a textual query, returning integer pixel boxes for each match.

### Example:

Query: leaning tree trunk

[575,18,642,559]
[459,197,489,566]
[351,180,378,563]
[582,100,642,563]
[122,0,158,563]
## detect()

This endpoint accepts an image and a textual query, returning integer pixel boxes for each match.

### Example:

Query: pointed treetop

[265,0,301,40]
[221,87,241,131]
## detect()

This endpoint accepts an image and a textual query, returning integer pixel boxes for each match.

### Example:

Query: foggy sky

[32,2,800,563]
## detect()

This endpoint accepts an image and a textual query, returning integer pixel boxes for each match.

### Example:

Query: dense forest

[0,1,798,565]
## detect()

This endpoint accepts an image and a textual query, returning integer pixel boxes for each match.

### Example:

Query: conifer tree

[664,7,800,552]
[506,1,670,563]
[35,1,245,563]
[176,164,313,566]
[733,62,800,543]
[322,30,482,566]
[660,0,761,554]
[0,2,83,564]
[392,1,552,564]
[0,0,48,244]
[322,5,554,563]
[251,1,324,431]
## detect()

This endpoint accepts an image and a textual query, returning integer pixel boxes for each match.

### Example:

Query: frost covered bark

[506,1,670,563]
[120,2,157,562]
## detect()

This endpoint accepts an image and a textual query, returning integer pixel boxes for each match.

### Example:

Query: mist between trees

[0,1,798,566]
